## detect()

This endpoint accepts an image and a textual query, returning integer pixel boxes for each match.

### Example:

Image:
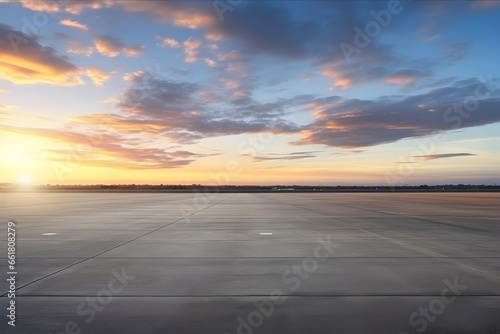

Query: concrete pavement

[1,192,499,333]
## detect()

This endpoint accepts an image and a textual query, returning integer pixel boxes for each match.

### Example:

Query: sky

[0,0,499,186]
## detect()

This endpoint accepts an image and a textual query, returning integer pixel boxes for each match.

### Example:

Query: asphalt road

[1,192,499,333]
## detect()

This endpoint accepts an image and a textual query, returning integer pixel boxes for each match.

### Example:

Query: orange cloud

[386,70,428,88]
[55,33,94,56]
[94,36,144,57]
[13,0,216,30]
[14,0,109,14]
[71,114,168,133]
[118,1,215,29]
[320,68,351,90]
[68,42,94,56]
[0,24,82,85]
[60,19,89,31]
[0,124,197,169]
[123,45,145,57]
[86,67,112,86]
[11,0,61,12]
[386,75,416,87]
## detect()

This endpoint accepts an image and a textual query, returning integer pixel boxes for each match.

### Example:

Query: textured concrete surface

[0,192,499,333]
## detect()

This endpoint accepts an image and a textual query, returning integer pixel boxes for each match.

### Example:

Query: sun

[18,173,34,187]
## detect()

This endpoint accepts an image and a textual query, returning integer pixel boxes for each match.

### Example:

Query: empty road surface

[1,192,499,333]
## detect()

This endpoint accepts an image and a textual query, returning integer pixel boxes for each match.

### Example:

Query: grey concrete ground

[0,192,499,334]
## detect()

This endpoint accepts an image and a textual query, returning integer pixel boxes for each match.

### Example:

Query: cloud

[95,36,122,57]
[11,1,461,91]
[0,124,208,169]
[117,1,215,29]
[54,32,94,56]
[442,41,469,62]
[9,1,469,66]
[71,114,168,134]
[229,95,314,120]
[386,70,431,88]
[470,1,500,9]
[94,36,144,57]
[119,71,201,116]
[78,71,300,143]
[13,0,216,29]
[13,0,111,14]
[250,151,320,162]
[208,1,320,58]
[11,1,393,81]
[14,0,214,28]
[11,0,63,12]
[226,62,246,73]
[204,0,408,73]
[318,46,449,91]
[183,37,201,63]
[219,77,244,95]
[11,1,357,60]
[124,45,145,57]
[0,24,82,85]
[409,153,476,161]
[213,57,254,99]
[157,37,180,48]
[12,0,216,29]
[86,67,112,86]
[0,104,14,118]
[204,58,216,67]
[418,18,444,43]
[294,78,500,148]
[217,50,241,61]
[60,19,89,31]
[191,1,469,91]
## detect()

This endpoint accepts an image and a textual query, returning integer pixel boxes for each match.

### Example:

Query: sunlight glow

[2,148,28,167]
[18,173,34,186]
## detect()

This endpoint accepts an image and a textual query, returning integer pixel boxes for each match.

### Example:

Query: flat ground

[1,192,499,334]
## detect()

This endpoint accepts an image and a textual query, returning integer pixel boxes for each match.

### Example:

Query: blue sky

[0,0,499,186]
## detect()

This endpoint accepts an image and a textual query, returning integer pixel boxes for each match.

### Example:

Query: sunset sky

[0,0,499,186]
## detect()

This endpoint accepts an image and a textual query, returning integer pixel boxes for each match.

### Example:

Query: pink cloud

[184,37,202,63]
